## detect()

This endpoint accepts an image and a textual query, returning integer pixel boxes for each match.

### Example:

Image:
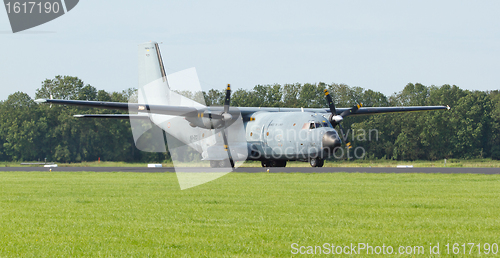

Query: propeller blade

[222,84,234,168]
[224,84,231,114]
[337,103,362,149]
[339,103,363,117]
[323,89,337,115]
[220,123,235,168]
[323,89,355,149]
[338,123,352,149]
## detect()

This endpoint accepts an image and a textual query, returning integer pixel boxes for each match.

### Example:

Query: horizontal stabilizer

[73,114,150,119]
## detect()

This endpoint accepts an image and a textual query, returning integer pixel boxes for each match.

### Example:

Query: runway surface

[0,166,499,174]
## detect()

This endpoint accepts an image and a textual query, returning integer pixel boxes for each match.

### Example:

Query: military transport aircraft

[36,42,449,168]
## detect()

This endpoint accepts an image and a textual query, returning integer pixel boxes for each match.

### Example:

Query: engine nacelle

[185,109,242,129]
[186,114,224,129]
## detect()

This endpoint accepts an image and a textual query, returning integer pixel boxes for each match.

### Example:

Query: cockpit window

[303,120,331,130]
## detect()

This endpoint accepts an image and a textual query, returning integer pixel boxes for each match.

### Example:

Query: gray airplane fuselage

[244,111,340,161]
[155,110,341,162]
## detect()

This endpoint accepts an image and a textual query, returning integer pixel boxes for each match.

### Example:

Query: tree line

[0,75,498,162]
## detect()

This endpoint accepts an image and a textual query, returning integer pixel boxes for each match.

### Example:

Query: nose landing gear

[259,159,324,167]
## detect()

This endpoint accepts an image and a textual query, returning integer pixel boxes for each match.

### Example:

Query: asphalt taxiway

[0,167,499,174]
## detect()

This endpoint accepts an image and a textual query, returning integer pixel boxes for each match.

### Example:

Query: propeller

[186,84,237,168]
[324,89,363,149]
[219,84,235,168]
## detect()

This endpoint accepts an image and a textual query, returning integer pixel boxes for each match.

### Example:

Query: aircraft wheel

[309,158,319,167]
[275,160,287,167]
[317,159,324,167]
[210,161,219,168]
[262,160,287,167]
[218,159,231,168]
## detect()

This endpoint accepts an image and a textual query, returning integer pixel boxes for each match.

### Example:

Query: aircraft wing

[338,105,450,117]
[238,105,449,116]
[35,98,449,118]
[35,99,199,117]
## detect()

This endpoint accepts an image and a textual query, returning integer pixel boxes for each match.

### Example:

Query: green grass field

[3,158,500,168]
[1,172,500,257]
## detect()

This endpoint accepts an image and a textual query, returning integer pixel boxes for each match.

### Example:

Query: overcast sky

[1,0,499,101]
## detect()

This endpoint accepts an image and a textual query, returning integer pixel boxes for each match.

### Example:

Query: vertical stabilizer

[138,41,168,89]
[138,42,170,106]
[131,42,169,154]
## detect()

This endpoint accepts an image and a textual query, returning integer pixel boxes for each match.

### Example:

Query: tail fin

[137,42,171,106]
[138,41,168,88]
[131,42,169,153]
[137,41,205,108]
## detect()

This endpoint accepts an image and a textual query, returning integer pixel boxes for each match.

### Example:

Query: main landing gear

[260,159,324,167]
[261,160,287,167]
[210,160,232,168]
[309,158,324,167]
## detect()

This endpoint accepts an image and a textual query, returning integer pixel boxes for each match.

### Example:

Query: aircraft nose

[322,131,341,152]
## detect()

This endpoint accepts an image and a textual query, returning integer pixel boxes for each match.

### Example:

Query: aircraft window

[315,122,322,128]
[309,122,315,129]
[323,120,333,128]
[323,123,328,127]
